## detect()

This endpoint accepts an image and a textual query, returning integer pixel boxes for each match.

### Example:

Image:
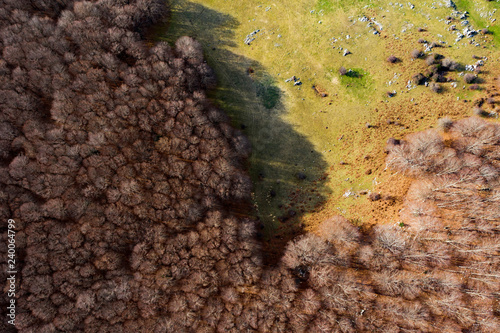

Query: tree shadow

[345,69,363,78]
[154,0,332,264]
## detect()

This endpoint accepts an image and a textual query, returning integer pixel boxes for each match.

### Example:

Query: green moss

[338,68,374,100]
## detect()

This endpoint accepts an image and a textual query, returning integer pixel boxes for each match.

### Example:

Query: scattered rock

[343,189,354,198]
[244,29,260,45]
[343,49,351,56]
[463,26,477,38]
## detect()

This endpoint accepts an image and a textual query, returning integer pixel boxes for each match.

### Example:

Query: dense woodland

[0,1,499,332]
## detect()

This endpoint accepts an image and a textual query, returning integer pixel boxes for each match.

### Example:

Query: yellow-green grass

[157,0,500,241]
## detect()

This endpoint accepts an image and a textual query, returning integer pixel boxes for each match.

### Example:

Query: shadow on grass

[345,69,363,78]
[155,0,331,264]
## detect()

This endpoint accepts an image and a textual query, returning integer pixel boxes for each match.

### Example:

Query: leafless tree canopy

[0,1,259,332]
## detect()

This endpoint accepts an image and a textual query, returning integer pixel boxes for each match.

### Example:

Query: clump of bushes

[441,58,460,71]
[339,66,347,75]
[411,54,461,90]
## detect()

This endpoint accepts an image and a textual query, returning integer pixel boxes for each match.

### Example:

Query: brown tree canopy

[0,1,258,332]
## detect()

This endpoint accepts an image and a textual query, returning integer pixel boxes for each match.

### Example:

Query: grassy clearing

[158,0,499,244]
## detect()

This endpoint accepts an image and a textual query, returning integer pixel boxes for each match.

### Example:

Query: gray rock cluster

[244,29,260,45]
[463,26,477,38]
[285,76,302,86]
[444,0,457,9]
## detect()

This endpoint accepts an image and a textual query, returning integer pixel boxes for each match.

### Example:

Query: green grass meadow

[157,0,500,239]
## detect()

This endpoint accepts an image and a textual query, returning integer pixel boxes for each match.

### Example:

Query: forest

[0,1,499,332]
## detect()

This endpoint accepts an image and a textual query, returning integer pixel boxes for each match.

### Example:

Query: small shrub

[387,55,399,63]
[417,38,427,44]
[417,27,426,32]
[463,73,476,84]
[368,192,381,201]
[473,107,488,116]
[430,41,441,48]
[425,56,437,66]
[437,118,453,132]
[469,84,481,90]
[339,66,347,76]
[481,28,490,34]
[429,82,442,93]
[411,49,422,59]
